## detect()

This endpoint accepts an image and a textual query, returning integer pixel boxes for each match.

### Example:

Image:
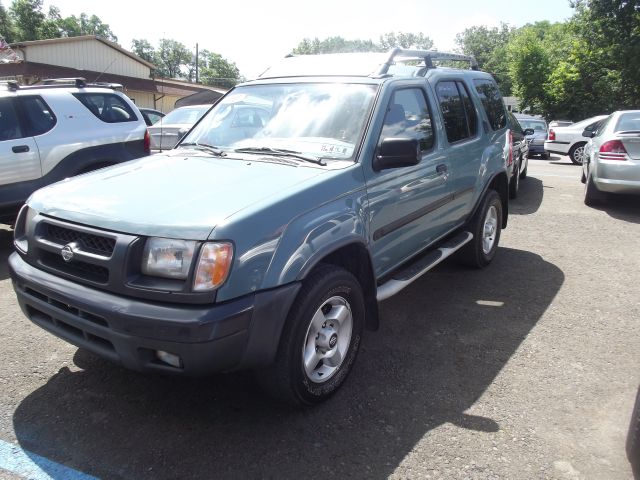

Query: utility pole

[195,43,199,84]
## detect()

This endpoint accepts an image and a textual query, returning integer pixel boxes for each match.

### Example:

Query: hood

[28,151,331,240]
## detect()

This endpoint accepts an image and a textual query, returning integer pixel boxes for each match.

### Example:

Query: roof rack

[374,48,479,77]
[43,77,87,87]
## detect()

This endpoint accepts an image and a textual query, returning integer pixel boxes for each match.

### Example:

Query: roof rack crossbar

[374,48,479,76]
[43,77,87,87]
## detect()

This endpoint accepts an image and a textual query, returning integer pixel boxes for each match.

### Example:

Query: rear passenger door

[433,79,486,229]
[0,97,41,186]
[366,86,452,277]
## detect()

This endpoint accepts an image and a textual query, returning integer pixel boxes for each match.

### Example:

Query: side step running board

[376,231,473,302]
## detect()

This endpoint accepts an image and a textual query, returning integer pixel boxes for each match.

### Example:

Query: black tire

[584,174,604,206]
[460,190,502,268]
[542,151,550,160]
[257,265,365,405]
[519,157,528,179]
[509,158,520,199]
[569,142,587,165]
[627,386,640,475]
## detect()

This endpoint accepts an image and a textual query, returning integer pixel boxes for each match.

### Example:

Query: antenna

[94,58,117,83]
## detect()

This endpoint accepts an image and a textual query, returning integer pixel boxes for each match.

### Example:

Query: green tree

[131,38,156,63]
[196,49,241,88]
[0,1,15,42]
[379,31,433,50]
[293,36,378,54]
[292,32,433,55]
[10,0,45,41]
[56,12,117,42]
[455,23,514,94]
[571,0,640,110]
[155,38,191,78]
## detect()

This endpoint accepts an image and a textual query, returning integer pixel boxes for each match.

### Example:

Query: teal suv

[9,49,513,405]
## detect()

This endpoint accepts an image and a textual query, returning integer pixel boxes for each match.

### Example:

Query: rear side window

[473,79,507,130]
[436,81,477,143]
[20,96,56,136]
[73,93,138,123]
[0,97,24,140]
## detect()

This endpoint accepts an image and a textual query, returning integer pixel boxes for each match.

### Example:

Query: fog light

[156,350,182,368]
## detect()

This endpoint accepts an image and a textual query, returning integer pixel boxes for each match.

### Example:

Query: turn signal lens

[193,242,233,292]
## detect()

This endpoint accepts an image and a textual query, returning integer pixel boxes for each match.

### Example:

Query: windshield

[162,105,210,124]
[518,119,547,131]
[181,83,377,161]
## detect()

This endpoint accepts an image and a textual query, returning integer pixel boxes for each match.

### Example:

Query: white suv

[0,78,150,223]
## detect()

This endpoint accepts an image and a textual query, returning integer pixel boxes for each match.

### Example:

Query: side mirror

[523,128,535,136]
[582,129,596,138]
[373,137,420,171]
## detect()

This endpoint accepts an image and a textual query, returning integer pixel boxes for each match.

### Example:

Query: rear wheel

[542,151,550,160]
[584,173,605,206]
[519,157,528,179]
[509,158,520,199]
[569,143,587,165]
[461,190,502,268]
[258,265,364,405]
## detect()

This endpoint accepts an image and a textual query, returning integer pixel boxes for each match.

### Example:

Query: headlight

[142,238,196,279]
[193,242,233,291]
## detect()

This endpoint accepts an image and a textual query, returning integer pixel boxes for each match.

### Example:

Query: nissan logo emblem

[61,244,74,262]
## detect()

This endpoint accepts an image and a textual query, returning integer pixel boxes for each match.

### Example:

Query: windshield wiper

[234,147,326,166]
[179,142,226,156]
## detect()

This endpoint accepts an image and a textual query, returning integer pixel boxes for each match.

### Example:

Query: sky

[42,0,577,79]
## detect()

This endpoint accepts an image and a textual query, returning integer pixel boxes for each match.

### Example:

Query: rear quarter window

[473,79,507,131]
[73,93,138,123]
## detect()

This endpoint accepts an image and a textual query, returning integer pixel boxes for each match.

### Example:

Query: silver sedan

[582,110,640,205]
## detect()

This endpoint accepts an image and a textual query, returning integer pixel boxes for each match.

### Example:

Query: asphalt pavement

[0,155,638,479]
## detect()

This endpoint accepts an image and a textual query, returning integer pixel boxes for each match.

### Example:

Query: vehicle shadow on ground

[0,228,14,281]
[511,176,544,215]
[592,194,640,224]
[13,248,564,480]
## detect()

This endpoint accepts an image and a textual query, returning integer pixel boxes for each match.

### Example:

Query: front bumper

[9,252,300,375]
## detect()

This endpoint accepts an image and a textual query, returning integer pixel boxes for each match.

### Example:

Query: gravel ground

[0,156,638,479]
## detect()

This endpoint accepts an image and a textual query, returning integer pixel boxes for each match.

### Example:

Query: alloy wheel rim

[574,146,586,164]
[302,296,353,383]
[482,206,498,254]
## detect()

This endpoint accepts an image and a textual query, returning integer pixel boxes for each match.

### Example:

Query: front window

[181,83,377,161]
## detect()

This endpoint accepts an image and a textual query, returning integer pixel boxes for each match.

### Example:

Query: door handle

[436,164,448,174]
[12,145,29,153]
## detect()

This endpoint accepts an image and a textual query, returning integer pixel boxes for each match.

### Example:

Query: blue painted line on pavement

[0,439,99,480]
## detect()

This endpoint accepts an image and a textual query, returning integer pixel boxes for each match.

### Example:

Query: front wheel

[460,190,502,268]
[257,265,364,405]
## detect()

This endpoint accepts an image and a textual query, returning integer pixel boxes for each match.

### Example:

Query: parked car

[9,49,512,405]
[581,110,640,205]
[545,114,608,164]
[514,113,549,159]
[139,107,164,126]
[0,77,150,224]
[148,104,210,151]
[507,112,533,198]
[548,120,573,128]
